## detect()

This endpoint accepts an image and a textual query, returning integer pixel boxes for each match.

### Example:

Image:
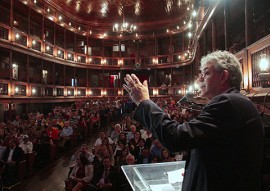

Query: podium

[121,161,186,191]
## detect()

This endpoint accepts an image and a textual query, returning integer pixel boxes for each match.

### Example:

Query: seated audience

[118,154,135,191]
[136,147,152,164]
[66,153,94,191]
[114,146,129,171]
[59,121,73,148]
[36,130,53,163]
[94,131,114,147]
[2,138,24,186]
[91,156,118,191]
[19,135,33,154]
[161,148,175,162]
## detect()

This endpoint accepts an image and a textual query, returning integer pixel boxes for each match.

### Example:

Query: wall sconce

[15,33,20,39]
[102,90,107,96]
[118,90,122,96]
[153,89,158,96]
[32,88,36,94]
[258,54,270,88]
[118,59,123,65]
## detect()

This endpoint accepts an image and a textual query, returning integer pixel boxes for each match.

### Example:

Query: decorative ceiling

[44,0,195,35]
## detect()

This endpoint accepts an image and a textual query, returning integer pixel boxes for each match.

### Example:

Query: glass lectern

[121,161,186,191]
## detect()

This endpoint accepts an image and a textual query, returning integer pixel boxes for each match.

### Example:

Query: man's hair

[126,154,135,161]
[200,50,243,90]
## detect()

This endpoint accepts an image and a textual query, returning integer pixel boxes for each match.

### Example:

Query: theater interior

[0,0,270,190]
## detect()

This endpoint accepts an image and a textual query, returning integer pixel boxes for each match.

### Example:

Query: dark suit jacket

[2,146,24,163]
[134,88,264,191]
[91,165,118,190]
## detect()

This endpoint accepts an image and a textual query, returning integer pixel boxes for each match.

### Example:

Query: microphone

[177,92,195,105]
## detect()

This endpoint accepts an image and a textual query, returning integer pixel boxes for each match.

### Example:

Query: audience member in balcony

[59,121,73,148]
[123,50,264,191]
[68,153,94,191]
[19,135,33,154]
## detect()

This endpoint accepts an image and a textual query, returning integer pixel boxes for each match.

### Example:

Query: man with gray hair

[123,50,264,191]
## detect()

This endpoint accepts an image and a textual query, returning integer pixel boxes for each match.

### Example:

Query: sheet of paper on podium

[167,168,185,183]
[149,183,175,191]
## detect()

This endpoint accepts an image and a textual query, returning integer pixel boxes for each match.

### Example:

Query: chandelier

[112,14,137,33]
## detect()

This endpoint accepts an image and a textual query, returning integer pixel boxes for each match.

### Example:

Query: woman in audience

[128,131,142,155]
[96,138,113,157]
[114,146,129,170]
[161,148,175,162]
[67,153,94,191]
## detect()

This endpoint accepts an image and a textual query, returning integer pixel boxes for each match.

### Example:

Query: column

[212,18,217,51]
[245,0,253,47]
[224,0,229,50]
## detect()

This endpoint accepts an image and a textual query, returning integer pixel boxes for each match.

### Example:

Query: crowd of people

[0,96,197,190]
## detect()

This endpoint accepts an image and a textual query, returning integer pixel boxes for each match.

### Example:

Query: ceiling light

[113,13,136,34]
[192,10,197,17]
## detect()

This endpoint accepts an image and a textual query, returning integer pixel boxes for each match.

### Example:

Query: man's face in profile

[198,62,223,100]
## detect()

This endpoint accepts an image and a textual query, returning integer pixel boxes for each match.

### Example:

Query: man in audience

[91,156,118,191]
[94,131,114,147]
[59,120,73,148]
[19,135,33,154]
[126,125,136,142]
[118,154,135,191]
[150,139,163,159]
[2,138,24,186]
[136,147,152,164]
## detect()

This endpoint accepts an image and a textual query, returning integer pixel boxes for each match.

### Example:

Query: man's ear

[220,70,229,84]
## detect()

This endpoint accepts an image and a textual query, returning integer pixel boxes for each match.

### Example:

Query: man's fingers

[131,74,142,85]
[125,74,135,87]
[123,84,131,94]
[143,80,148,88]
